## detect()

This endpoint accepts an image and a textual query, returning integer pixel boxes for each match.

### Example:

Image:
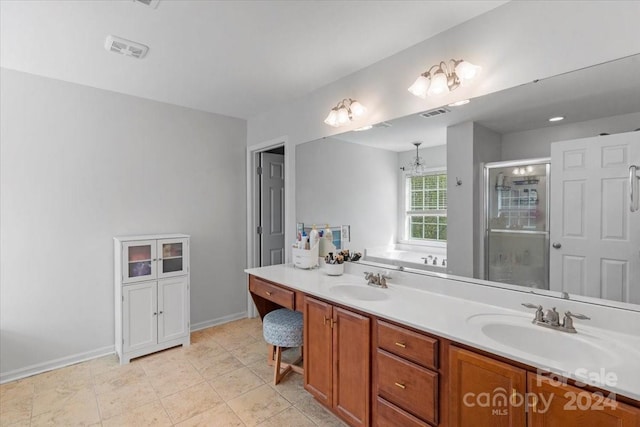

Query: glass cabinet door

[122,240,157,283]
[157,238,188,278]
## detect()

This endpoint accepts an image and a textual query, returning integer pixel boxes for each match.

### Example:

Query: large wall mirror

[296,53,640,311]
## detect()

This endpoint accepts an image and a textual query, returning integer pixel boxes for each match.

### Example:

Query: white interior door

[157,277,189,343]
[550,132,640,304]
[260,152,285,266]
[123,282,157,352]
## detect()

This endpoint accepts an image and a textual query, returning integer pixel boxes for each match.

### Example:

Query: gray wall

[296,138,398,252]
[0,69,247,380]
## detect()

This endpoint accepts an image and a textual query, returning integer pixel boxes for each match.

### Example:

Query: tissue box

[292,245,319,269]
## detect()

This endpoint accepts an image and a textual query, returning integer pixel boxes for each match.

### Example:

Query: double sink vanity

[246,262,640,427]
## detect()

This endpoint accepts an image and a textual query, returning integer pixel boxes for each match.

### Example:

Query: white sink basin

[329,284,389,301]
[466,314,622,367]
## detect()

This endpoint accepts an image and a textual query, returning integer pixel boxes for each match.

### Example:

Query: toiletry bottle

[309,225,319,248]
[324,224,333,244]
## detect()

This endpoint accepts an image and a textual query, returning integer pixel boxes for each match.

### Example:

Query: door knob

[552,243,562,249]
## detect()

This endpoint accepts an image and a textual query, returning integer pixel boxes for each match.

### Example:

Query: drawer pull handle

[265,291,272,296]
[323,316,329,326]
[510,388,517,406]
[394,382,406,389]
[394,342,406,348]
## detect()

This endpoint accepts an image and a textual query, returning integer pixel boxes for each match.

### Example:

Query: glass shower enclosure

[484,158,550,289]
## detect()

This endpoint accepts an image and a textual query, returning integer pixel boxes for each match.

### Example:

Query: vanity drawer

[376,349,438,425]
[249,277,295,310]
[377,320,438,369]
[376,397,431,427]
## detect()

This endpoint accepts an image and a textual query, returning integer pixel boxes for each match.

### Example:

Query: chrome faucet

[522,303,590,333]
[364,272,389,288]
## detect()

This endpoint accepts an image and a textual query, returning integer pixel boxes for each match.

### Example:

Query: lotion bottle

[309,225,319,249]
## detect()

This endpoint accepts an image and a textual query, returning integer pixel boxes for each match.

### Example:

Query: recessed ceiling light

[448,99,470,107]
[354,125,373,132]
[549,116,565,122]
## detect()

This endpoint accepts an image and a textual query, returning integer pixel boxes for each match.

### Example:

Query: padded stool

[262,308,304,385]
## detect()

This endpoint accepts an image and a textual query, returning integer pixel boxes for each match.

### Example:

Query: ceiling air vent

[105,35,149,59]
[419,107,451,119]
[133,0,160,8]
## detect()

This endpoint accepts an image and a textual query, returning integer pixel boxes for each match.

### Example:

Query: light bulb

[349,100,366,118]
[337,107,350,124]
[408,75,430,99]
[513,168,520,175]
[526,166,533,173]
[455,61,481,85]
[324,109,339,127]
[427,71,449,95]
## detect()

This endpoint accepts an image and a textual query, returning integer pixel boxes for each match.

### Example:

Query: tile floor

[0,318,347,426]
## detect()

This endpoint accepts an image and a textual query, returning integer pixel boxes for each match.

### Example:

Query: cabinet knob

[153,312,157,316]
[394,382,406,390]
[159,311,163,314]
[552,243,562,249]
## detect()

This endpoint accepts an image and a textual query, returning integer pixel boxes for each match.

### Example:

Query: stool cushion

[263,308,304,348]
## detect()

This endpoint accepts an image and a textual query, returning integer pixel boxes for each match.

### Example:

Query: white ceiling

[0,0,506,120]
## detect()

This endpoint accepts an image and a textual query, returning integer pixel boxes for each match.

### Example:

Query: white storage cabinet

[114,234,190,364]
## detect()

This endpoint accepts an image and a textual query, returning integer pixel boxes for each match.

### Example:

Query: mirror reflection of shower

[484,158,550,289]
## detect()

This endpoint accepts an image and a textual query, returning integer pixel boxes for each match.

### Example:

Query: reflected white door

[550,132,640,304]
[260,152,285,266]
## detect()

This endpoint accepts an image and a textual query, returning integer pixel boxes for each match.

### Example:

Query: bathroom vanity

[246,263,640,427]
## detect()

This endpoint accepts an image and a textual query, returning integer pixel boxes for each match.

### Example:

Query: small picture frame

[341,225,350,242]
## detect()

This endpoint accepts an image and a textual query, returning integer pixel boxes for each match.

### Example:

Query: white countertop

[245,263,640,401]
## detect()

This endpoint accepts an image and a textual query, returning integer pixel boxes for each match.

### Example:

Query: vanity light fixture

[549,116,565,122]
[408,59,481,99]
[400,142,427,176]
[324,98,367,127]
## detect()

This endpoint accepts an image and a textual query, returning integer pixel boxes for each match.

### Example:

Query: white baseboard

[0,345,115,384]
[1,311,249,385]
[191,311,248,331]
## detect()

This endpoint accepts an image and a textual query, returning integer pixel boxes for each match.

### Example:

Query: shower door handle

[630,165,640,213]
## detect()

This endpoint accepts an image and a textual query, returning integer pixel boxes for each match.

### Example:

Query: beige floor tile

[30,389,100,427]
[138,347,188,376]
[0,378,34,402]
[93,363,147,395]
[102,400,172,427]
[257,406,315,426]
[0,394,32,427]
[181,342,225,371]
[227,384,291,426]
[212,331,260,351]
[230,340,269,366]
[270,371,307,405]
[246,360,274,384]
[161,381,224,424]
[209,367,265,401]
[198,352,244,380]
[31,387,95,417]
[295,394,348,426]
[31,363,93,395]
[175,403,245,427]
[96,379,158,420]
[147,361,204,398]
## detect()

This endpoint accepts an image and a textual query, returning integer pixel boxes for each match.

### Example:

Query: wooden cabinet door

[303,296,333,406]
[450,346,526,427]
[528,374,640,426]
[333,307,370,427]
[123,282,157,352]
[157,277,189,343]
